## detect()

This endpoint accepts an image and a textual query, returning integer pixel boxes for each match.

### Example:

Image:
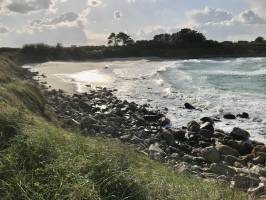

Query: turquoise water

[174,58,266,96]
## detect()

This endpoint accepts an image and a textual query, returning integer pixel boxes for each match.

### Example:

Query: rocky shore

[41,84,266,199]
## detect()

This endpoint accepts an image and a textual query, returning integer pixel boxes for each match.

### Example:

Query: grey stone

[253,153,266,165]
[231,175,260,189]
[230,127,250,140]
[248,184,265,199]
[210,163,236,177]
[201,147,221,163]
[223,112,236,119]
[216,144,240,157]
[251,166,266,177]
[187,121,200,133]
[148,143,166,160]
[200,122,214,133]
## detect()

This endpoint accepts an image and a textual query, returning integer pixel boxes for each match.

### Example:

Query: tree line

[107,28,266,48]
[19,28,266,61]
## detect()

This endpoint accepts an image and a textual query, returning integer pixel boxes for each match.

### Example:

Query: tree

[116,32,134,46]
[170,28,206,45]
[107,33,118,46]
[153,34,171,43]
[255,37,265,43]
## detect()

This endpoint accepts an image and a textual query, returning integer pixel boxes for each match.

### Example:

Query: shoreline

[26,64,266,198]
[26,59,266,143]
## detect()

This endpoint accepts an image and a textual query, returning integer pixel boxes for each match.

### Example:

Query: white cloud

[189,9,266,41]
[136,25,179,40]
[24,12,80,33]
[247,0,266,17]
[188,7,233,24]
[231,10,266,24]
[0,0,66,14]
[0,25,8,33]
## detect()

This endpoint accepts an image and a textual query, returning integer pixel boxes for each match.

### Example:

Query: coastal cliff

[0,52,258,200]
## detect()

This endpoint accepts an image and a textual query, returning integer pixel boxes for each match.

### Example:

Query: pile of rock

[45,87,266,198]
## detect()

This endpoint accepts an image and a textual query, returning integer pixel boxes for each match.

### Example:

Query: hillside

[0,53,247,199]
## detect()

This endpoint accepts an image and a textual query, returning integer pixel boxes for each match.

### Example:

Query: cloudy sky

[1,0,266,47]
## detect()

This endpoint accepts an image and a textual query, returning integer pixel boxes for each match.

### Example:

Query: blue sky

[0,0,266,47]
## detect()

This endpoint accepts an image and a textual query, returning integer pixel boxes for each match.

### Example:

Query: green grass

[0,54,247,200]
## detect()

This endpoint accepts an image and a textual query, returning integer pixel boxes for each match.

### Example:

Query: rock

[230,127,250,140]
[119,134,131,142]
[252,145,266,157]
[191,165,202,172]
[159,129,175,146]
[199,129,213,139]
[159,117,171,127]
[184,103,196,110]
[241,154,253,163]
[200,117,214,125]
[248,184,265,199]
[79,101,93,110]
[198,140,213,148]
[216,144,240,157]
[257,195,266,200]
[213,130,227,138]
[80,116,97,130]
[200,172,217,179]
[187,121,200,133]
[182,155,195,163]
[175,162,191,174]
[182,155,205,165]
[253,117,263,123]
[222,155,242,166]
[128,102,138,111]
[237,112,249,119]
[220,139,253,155]
[169,153,181,161]
[131,136,143,144]
[234,161,244,168]
[250,166,266,177]
[148,143,166,160]
[260,177,266,185]
[231,175,260,190]
[210,163,236,177]
[217,175,230,182]
[172,129,186,140]
[253,153,266,165]
[143,115,161,122]
[201,147,221,163]
[200,122,214,133]
[223,112,236,120]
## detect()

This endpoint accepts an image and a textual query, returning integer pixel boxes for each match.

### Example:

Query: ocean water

[29,57,266,143]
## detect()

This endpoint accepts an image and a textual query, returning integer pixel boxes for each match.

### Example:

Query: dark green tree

[153,34,171,43]
[170,28,206,45]
[116,32,134,46]
[108,33,118,46]
[255,36,265,43]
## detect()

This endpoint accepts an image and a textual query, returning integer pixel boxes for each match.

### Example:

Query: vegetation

[108,32,134,46]
[0,53,248,199]
[16,28,266,63]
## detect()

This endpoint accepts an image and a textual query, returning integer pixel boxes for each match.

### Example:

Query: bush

[0,105,23,149]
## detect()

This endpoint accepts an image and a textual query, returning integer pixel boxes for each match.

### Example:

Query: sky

[1,0,266,47]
